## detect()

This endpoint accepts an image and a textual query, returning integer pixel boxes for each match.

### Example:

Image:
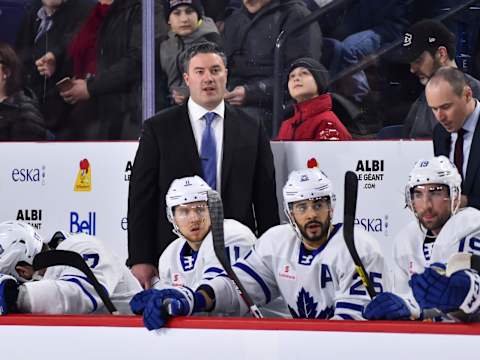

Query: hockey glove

[410,266,472,313]
[142,286,205,331]
[363,292,421,320]
[0,274,19,315]
[130,288,159,315]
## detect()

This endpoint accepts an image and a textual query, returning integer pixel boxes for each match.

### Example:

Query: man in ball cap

[401,19,480,138]
[276,57,352,141]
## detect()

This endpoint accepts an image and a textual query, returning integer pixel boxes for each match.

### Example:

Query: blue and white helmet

[166,176,211,234]
[405,155,462,215]
[283,168,336,210]
[283,168,335,237]
[0,221,45,282]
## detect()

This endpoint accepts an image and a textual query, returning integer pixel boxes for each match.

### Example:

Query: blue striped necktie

[201,112,217,189]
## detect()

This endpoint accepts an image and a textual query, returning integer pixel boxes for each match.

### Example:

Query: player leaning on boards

[364,156,480,321]
[131,176,288,326]
[0,221,142,315]
[131,167,389,329]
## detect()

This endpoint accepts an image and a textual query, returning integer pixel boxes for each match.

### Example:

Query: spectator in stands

[0,42,48,140]
[402,19,480,139]
[15,0,95,138]
[429,67,480,210]
[276,57,351,141]
[313,0,408,104]
[223,0,322,136]
[56,0,142,140]
[160,0,221,106]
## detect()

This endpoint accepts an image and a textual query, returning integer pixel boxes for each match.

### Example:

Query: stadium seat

[0,0,33,46]
[376,125,405,139]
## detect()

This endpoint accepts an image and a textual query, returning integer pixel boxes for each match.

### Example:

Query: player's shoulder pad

[57,233,107,258]
[352,225,383,254]
[223,219,256,247]
[255,224,295,251]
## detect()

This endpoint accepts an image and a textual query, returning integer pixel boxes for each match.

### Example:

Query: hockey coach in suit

[429,67,480,210]
[127,41,279,288]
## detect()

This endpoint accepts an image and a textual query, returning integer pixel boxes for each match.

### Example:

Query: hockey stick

[33,250,118,314]
[207,190,263,318]
[343,171,376,299]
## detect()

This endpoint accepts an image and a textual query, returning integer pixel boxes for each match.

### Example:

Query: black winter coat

[224,0,322,108]
[0,90,49,141]
[86,0,142,140]
[15,0,95,131]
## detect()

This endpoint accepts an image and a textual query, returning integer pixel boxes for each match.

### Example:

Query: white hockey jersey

[205,223,388,320]
[18,233,142,314]
[392,207,480,295]
[157,219,256,289]
[156,219,290,317]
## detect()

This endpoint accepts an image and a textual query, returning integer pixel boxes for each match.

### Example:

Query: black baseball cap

[398,19,456,63]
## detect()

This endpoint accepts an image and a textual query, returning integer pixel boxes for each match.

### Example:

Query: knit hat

[397,19,456,63]
[163,0,204,21]
[288,57,329,94]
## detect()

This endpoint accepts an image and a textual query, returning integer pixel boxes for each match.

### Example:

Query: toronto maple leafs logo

[288,288,334,319]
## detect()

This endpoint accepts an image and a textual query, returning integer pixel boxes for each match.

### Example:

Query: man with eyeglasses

[364,156,480,321]
[130,168,388,329]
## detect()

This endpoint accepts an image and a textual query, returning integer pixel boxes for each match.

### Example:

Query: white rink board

[271,140,433,265]
[0,141,432,265]
[0,324,477,360]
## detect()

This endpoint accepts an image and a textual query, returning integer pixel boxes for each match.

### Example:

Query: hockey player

[131,168,388,330]
[0,221,142,315]
[154,175,257,290]
[364,156,480,320]
[134,175,288,319]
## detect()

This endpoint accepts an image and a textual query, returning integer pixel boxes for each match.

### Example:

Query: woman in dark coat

[0,42,48,141]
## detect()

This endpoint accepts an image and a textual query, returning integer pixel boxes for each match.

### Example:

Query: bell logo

[70,211,96,235]
[74,159,92,192]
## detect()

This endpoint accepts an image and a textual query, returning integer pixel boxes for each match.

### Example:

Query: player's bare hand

[35,52,56,78]
[224,86,246,106]
[131,264,158,289]
[60,79,90,104]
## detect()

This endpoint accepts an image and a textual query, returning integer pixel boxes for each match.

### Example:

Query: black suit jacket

[433,118,480,209]
[127,102,279,265]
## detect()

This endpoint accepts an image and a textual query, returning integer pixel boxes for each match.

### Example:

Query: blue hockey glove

[411,266,471,313]
[142,286,202,331]
[0,274,19,315]
[130,288,159,315]
[363,292,420,320]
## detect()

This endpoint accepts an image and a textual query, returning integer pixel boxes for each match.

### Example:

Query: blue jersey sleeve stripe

[60,274,110,296]
[336,301,364,312]
[337,313,355,320]
[203,267,224,274]
[61,278,98,312]
[233,262,271,303]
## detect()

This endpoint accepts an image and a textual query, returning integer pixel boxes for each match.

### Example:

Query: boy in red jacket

[276,57,352,141]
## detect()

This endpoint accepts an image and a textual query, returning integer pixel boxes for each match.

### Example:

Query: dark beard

[298,220,330,243]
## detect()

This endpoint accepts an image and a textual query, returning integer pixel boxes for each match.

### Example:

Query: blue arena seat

[376,125,405,139]
[0,0,33,46]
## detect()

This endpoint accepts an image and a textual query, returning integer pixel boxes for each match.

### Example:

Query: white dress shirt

[187,98,225,193]
[449,99,480,178]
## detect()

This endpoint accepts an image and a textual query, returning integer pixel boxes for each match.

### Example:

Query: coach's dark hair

[428,66,470,97]
[0,42,22,96]
[182,41,227,74]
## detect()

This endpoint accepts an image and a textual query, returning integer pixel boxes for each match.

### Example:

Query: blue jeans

[337,30,382,103]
